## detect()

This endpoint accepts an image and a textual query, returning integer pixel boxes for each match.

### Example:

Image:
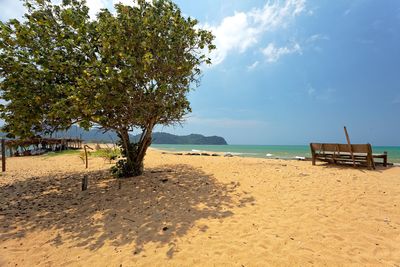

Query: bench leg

[369,155,375,170]
[383,152,388,167]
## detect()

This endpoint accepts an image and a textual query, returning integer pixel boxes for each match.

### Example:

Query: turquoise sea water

[151,144,400,163]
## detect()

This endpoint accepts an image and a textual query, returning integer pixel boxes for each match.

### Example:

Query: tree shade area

[0,0,215,177]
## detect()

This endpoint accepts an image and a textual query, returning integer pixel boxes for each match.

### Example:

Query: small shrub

[110,159,130,178]
[93,147,120,163]
[110,159,143,178]
[79,151,92,164]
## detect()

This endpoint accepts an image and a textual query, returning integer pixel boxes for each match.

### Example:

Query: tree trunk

[132,127,153,176]
[118,129,135,177]
[117,125,153,177]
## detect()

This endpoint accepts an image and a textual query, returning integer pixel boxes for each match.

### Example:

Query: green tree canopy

[0,0,215,176]
[0,0,94,137]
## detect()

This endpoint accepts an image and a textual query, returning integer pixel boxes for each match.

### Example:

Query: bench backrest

[310,143,372,154]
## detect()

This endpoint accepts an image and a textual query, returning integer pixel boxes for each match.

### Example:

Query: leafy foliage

[111,135,143,177]
[0,0,94,137]
[0,0,215,177]
[110,159,136,178]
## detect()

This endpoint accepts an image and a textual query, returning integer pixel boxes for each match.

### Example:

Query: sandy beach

[0,148,399,266]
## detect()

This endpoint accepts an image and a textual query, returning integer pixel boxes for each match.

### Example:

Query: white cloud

[0,0,25,21]
[203,12,259,65]
[0,0,108,20]
[262,42,301,63]
[85,0,109,18]
[1,0,307,64]
[247,61,259,71]
[306,34,329,43]
[251,0,305,28]
[203,0,307,65]
[0,0,153,21]
[113,0,134,5]
[112,0,152,7]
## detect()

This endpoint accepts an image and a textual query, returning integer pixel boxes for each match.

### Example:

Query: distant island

[151,132,227,145]
[50,126,228,145]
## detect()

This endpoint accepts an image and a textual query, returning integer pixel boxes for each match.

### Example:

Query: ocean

[151,144,400,163]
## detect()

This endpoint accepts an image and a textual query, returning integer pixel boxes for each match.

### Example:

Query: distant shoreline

[150,144,400,164]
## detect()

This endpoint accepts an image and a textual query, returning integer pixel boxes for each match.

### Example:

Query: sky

[1,0,400,145]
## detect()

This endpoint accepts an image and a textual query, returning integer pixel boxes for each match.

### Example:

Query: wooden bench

[310,143,388,169]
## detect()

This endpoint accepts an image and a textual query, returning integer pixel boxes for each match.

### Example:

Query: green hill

[51,126,228,145]
[151,132,227,145]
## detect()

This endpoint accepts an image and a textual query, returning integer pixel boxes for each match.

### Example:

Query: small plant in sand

[95,147,120,164]
[79,151,91,164]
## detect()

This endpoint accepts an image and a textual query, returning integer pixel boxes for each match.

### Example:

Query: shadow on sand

[0,164,254,257]
[317,162,395,173]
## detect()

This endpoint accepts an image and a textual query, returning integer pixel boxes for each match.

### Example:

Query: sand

[0,148,399,266]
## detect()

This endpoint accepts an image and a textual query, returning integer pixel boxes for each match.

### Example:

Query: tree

[0,0,94,137]
[0,0,215,177]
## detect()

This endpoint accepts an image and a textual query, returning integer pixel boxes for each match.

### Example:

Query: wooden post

[84,145,89,169]
[310,143,316,165]
[84,145,93,169]
[344,126,355,167]
[2,139,5,172]
[383,151,388,167]
[367,144,375,170]
[82,175,88,191]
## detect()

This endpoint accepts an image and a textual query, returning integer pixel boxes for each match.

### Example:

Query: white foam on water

[266,153,273,157]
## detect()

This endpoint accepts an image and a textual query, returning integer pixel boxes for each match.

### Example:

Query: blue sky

[1,0,400,145]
